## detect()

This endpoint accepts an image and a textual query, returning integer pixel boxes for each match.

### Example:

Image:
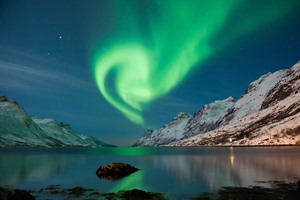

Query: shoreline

[1,143,300,149]
[1,180,299,200]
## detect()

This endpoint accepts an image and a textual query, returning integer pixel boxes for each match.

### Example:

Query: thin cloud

[0,60,97,95]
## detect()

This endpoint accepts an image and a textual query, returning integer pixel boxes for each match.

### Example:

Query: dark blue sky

[1,0,300,146]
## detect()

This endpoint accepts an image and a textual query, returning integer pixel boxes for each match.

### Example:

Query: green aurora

[92,0,298,126]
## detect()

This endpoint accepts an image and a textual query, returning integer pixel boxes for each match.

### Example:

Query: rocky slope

[182,97,235,139]
[0,96,114,147]
[134,61,300,146]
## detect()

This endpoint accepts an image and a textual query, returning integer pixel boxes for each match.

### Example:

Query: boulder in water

[96,163,139,181]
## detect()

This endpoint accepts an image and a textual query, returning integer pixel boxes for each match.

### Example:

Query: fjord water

[1,147,300,199]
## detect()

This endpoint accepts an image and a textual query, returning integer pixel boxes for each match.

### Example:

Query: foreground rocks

[96,163,139,181]
[192,180,300,200]
[1,180,299,200]
[30,185,167,200]
[0,187,35,200]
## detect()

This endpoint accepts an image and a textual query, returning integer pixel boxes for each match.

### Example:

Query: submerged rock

[114,189,167,200]
[96,163,139,181]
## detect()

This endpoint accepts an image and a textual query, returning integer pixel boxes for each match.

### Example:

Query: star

[59,35,63,39]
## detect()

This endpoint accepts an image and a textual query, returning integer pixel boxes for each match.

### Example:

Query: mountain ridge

[0,96,115,148]
[134,61,300,146]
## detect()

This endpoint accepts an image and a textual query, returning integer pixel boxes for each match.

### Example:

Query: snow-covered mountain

[133,112,191,146]
[134,61,300,146]
[0,96,115,148]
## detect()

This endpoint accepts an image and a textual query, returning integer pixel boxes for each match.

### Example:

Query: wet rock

[0,187,35,200]
[67,187,94,197]
[96,163,139,181]
[118,189,167,200]
[285,180,300,200]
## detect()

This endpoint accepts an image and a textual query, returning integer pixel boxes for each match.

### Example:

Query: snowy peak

[0,97,47,141]
[0,96,114,148]
[167,112,191,127]
[196,97,235,123]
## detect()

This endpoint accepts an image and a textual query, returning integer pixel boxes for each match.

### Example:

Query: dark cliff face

[0,96,8,102]
[219,71,285,126]
[261,64,300,110]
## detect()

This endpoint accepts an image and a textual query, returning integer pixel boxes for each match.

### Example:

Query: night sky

[1,0,300,146]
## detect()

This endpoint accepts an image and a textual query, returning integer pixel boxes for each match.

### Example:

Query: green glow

[92,0,298,125]
[86,147,155,156]
[110,170,147,192]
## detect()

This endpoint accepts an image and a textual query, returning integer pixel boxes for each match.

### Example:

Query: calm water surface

[0,147,300,199]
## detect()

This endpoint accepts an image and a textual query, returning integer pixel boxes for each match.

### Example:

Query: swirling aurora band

[92,0,298,125]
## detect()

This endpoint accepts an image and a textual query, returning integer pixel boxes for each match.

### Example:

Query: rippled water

[1,147,299,199]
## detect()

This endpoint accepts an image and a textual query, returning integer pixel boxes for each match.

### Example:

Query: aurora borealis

[1,0,300,145]
[92,0,299,126]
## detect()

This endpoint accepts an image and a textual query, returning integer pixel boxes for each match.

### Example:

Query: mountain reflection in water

[0,150,79,186]
[0,147,299,199]
[149,147,300,191]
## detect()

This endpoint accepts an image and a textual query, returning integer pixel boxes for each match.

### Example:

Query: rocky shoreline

[1,180,299,200]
